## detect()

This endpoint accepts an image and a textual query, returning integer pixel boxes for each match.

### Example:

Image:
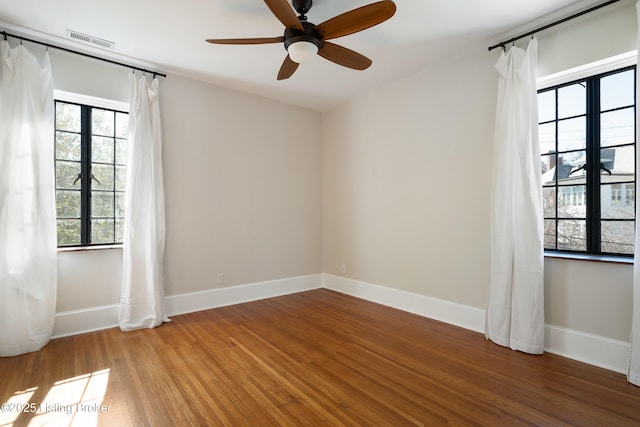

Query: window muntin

[539,66,636,256]
[55,101,128,247]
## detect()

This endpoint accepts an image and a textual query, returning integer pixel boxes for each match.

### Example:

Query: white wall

[537,0,637,77]
[323,49,497,308]
[544,258,633,342]
[161,74,323,296]
[323,0,636,345]
[51,52,323,313]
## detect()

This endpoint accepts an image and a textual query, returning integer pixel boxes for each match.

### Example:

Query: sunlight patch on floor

[0,387,37,426]
[0,369,110,427]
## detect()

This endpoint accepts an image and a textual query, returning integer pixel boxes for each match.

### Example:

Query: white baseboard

[323,274,631,374]
[52,272,631,375]
[52,274,323,338]
[163,273,323,316]
[544,324,630,374]
[322,274,485,333]
[53,304,119,338]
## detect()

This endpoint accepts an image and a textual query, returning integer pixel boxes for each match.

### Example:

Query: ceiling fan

[206,0,396,80]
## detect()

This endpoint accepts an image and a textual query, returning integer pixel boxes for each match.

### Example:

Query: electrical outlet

[341,264,346,274]
[217,273,224,284]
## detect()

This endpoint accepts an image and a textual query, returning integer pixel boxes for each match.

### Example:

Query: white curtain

[0,41,56,356]
[485,39,545,354]
[118,74,168,331]
[629,0,640,387]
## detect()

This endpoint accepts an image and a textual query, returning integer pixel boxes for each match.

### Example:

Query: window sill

[544,251,633,265]
[57,244,123,253]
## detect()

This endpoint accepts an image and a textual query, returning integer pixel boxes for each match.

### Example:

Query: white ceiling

[0,0,597,111]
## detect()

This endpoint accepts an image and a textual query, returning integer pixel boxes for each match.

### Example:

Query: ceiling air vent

[66,29,115,50]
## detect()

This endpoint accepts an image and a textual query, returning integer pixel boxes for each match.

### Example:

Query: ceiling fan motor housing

[284,21,323,52]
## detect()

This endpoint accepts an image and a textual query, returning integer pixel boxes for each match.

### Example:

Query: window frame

[54,90,129,249]
[537,52,637,258]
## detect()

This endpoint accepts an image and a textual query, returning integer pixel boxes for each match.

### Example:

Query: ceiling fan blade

[277,55,299,80]
[318,42,372,70]
[263,0,304,31]
[206,37,284,45]
[316,0,396,40]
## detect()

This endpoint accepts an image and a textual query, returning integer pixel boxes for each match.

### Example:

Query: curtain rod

[1,30,167,78]
[488,0,621,51]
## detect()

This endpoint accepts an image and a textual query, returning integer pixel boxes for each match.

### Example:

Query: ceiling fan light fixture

[287,41,318,64]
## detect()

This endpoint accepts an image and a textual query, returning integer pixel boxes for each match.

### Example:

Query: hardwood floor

[1,289,639,426]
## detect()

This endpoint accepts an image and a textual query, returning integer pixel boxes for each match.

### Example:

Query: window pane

[56,161,81,190]
[56,102,81,132]
[92,192,114,218]
[557,151,586,185]
[601,145,635,183]
[558,82,586,118]
[544,220,556,250]
[539,122,556,155]
[116,112,129,138]
[541,154,556,184]
[115,219,125,243]
[57,219,81,246]
[558,185,586,218]
[602,183,635,219]
[92,136,115,163]
[116,138,127,165]
[601,69,635,111]
[92,108,114,137]
[558,117,586,152]
[557,219,586,251]
[115,166,127,191]
[543,187,556,217]
[601,108,634,148]
[56,132,81,161]
[601,221,635,254]
[91,164,115,190]
[538,90,555,122]
[116,192,126,217]
[56,190,81,218]
[92,219,114,244]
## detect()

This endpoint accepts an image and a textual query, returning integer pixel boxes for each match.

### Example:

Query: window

[55,98,129,247]
[539,66,636,256]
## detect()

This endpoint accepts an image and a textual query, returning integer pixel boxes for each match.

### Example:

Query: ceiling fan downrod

[292,0,312,20]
